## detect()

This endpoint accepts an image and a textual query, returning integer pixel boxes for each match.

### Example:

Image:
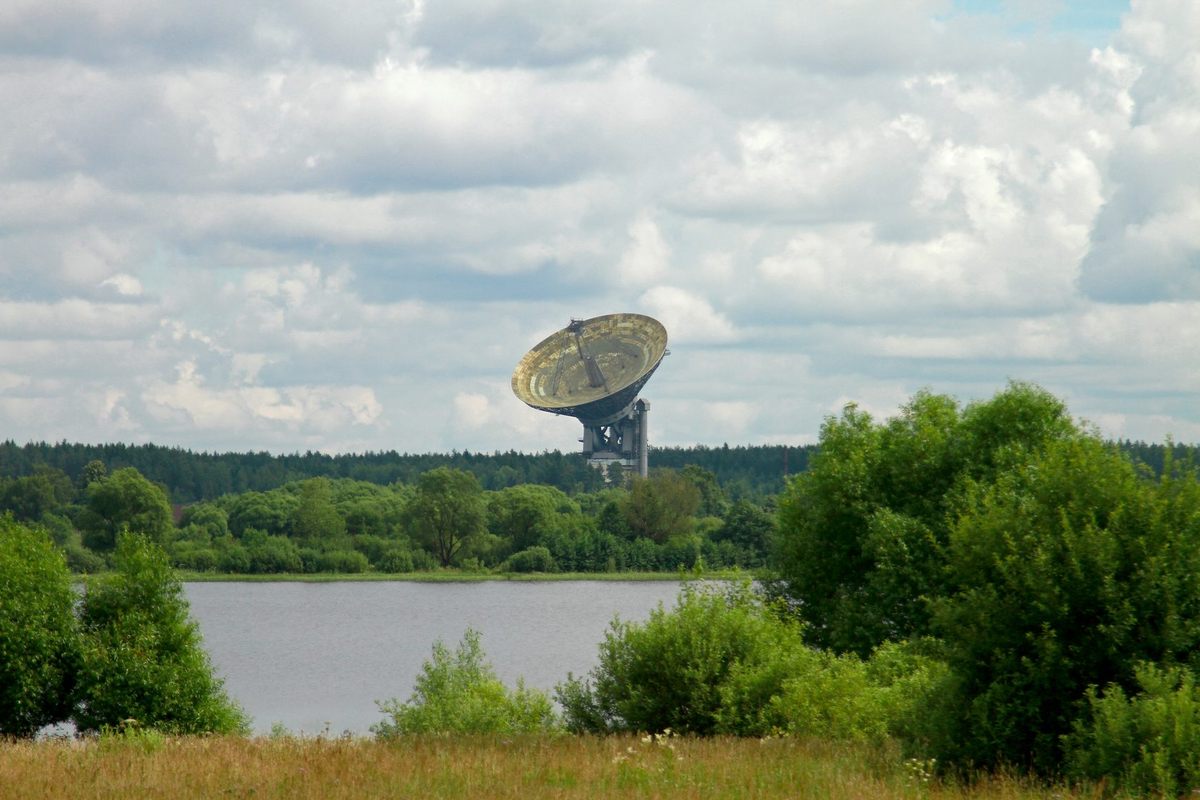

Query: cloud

[1080,0,1200,301]
[638,286,738,344]
[0,0,1197,455]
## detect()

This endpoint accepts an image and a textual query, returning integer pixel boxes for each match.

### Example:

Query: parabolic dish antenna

[512,313,667,476]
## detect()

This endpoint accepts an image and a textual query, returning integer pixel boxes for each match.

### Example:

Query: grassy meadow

[0,734,1102,800]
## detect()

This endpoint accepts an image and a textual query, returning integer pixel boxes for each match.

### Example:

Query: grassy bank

[0,735,1099,800]
[169,570,735,583]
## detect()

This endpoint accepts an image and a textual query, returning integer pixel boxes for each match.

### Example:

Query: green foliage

[487,484,579,553]
[74,532,248,734]
[930,436,1200,772]
[373,629,557,736]
[557,578,951,744]
[681,465,728,518]
[502,545,557,573]
[247,535,303,574]
[292,478,346,541]
[0,466,75,522]
[0,516,78,737]
[64,543,107,574]
[556,581,806,735]
[76,467,174,552]
[773,382,1081,657]
[314,549,370,573]
[227,491,296,537]
[621,470,701,544]
[1066,663,1200,796]
[374,546,414,573]
[177,504,229,539]
[406,467,487,568]
[713,499,773,555]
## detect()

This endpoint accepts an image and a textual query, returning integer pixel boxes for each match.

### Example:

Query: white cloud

[638,286,737,344]
[0,0,1197,455]
[616,212,672,286]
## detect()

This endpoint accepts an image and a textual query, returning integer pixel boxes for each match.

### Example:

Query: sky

[1,0,1197,456]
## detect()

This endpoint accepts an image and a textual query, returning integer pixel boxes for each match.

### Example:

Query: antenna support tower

[511,313,667,478]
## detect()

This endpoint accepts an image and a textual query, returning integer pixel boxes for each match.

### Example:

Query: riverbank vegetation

[4,381,1200,797]
[1,450,775,578]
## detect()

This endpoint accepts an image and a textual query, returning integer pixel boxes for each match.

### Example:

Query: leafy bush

[215,540,251,573]
[557,579,950,742]
[64,543,107,574]
[375,546,414,573]
[73,532,248,735]
[502,546,557,573]
[1066,663,1200,796]
[409,548,438,572]
[0,516,78,737]
[170,544,218,573]
[556,581,808,735]
[315,549,369,573]
[247,535,303,574]
[373,629,557,736]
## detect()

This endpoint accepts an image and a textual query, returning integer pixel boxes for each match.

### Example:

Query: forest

[0,439,808,504]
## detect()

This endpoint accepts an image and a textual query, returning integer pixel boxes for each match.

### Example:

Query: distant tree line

[1,457,774,577]
[0,440,808,504]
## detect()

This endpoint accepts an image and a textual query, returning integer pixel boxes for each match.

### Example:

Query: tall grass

[0,735,1103,800]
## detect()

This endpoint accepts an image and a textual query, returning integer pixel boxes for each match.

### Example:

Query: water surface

[185,580,681,735]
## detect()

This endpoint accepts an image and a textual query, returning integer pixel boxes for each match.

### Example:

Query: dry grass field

[0,734,1102,800]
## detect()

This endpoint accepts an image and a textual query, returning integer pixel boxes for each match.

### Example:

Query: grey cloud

[0,0,412,67]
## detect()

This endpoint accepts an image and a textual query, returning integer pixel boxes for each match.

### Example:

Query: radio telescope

[512,313,668,477]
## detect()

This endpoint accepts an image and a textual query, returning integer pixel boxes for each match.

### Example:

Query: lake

[185,580,682,735]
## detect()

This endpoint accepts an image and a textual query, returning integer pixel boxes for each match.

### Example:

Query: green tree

[621,469,701,544]
[226,491,295,537]
[713,499,774,556]
[487,484,578,553]
[682,464,728,518]
[0,466,75,522]
[405,468,487,568]
[0,516,78,737]
[76,467,173,553]
[773,382,1081,656]
[73,532,248,734]
[929,437,1200,773]
[178,504,229,539]
[75,459,107,501]
[291,477,346,541]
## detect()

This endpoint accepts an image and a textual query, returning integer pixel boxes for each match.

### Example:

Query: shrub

[315,549,369,573]
[247,536,303,574]
[1066,663,1200,796]
[410,548,438,572]
[556,581,810,735]
[171,545,218,573]
[215,541,251,574]
[502,546,557,573]
[373,629,557,736]
[0,516,78,737]
[375,546,414,573]
[73,532,248,735]
[64,543,107,574]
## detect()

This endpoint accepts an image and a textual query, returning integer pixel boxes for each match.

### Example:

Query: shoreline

[166,569,745,583]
